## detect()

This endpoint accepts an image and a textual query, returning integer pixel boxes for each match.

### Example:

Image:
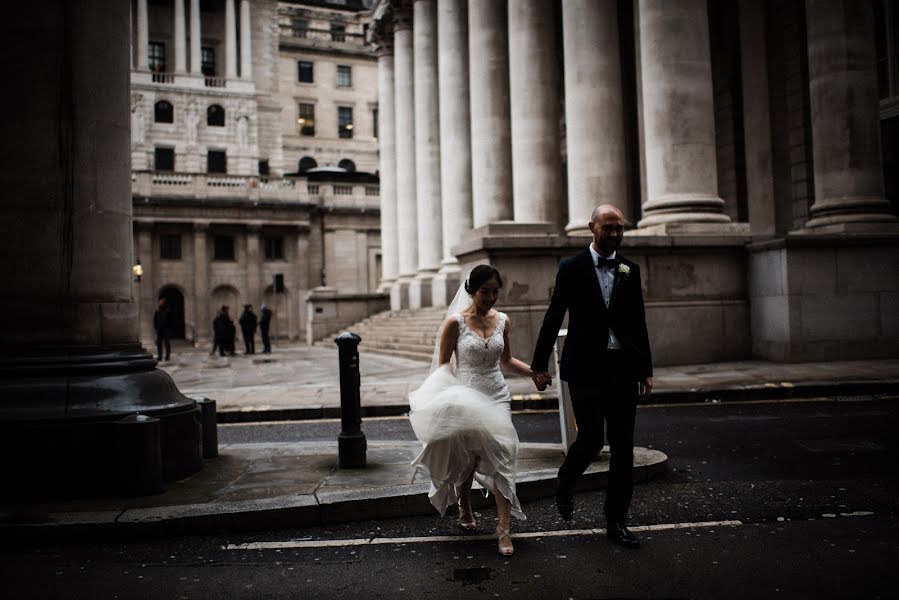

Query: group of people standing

[211,304,273,357]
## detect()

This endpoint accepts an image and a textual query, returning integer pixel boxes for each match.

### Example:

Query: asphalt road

[3,396,897,599]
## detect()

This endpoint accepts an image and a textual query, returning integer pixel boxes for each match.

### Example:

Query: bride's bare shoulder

[442,314,462,332]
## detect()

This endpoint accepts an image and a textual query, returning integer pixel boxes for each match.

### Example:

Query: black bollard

[335,332,366,468]
[114,414,164,496]
[190,396,219,459]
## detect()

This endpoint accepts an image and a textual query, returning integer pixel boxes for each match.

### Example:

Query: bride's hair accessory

[464,265,503,294]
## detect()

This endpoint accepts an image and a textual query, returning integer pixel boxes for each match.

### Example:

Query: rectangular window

[154,147,175,172]
[372,107,378,139]
[213,235,235,261]
[298,60,314,83]
[331,23,346,42]
[264,236,285,260]
[148,42,166,73]
[338,106,353,139]
[336,65,352,87]
[292,18,308,38]
[298,103,315,136]
[159,234,182,260]
[258,160,270,176]
[207,150,227,174]
[201,47,216,77]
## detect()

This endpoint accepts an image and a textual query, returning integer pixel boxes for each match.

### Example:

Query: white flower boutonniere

[618,263,630,278]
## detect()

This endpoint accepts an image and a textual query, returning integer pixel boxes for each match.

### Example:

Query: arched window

[154,100,173,123]
[207,104,225,127]
[337,159,356,172]
[298,156,317,173]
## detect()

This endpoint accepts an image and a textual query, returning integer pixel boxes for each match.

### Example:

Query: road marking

[223,519,743,551]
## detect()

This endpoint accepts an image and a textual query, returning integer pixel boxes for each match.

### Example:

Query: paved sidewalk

[158,342,899,421]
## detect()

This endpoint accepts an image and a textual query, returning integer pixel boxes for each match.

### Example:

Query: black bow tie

[597,257,617,270]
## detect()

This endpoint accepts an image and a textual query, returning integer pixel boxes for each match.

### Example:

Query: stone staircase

[315,307,447,362]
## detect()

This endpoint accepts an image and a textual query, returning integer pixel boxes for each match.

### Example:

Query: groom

[531,204,653,548]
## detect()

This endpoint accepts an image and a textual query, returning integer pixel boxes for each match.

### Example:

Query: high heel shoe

[496,526,514,556]
[457,501,477,530]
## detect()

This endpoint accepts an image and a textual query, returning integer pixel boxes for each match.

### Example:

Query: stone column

[136,0,149,70]
[562,0,630,233]
[240,0,252,80]
[393,7,417,309]
[0,0,202,495]
[246,223,262,305]
[376,38,399,300]
[174,0,187,73]
[411,0,441,309]
[190,0,202,76]
[434,0,472,306]
[468,0,513,227]
[508,0,562,226]
[803,0,898,229]
[193,222,210,345]
[225,0,237,79]
[136,223,155,344]
[295,226,310,341]
[637,0,730,228]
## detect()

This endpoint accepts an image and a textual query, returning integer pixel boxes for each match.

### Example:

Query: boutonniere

[617,263,630,279]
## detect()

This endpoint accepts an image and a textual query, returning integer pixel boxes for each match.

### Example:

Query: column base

[409,271,436,309]
[630,222,751,236]
[391,277,412,311]
[432,264,463,308]
[637,194,732,228]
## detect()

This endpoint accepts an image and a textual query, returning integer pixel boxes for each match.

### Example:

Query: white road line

[223,519,743,551]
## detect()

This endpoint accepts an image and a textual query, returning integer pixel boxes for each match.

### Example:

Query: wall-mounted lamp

[133,260,143,283]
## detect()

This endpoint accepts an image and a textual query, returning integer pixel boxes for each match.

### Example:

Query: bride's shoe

[496,526,514,556]
[457,501,477,530]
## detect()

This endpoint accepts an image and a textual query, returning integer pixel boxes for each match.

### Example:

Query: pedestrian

[409,265,545,556]
[224,308,237,356]
[531,204,653,549]
[211,305,231,357]
[153,298,171,361]
[239,304,258,354]
[259,303,273,353]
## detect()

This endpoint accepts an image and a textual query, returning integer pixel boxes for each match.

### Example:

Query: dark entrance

[159,286,186,339]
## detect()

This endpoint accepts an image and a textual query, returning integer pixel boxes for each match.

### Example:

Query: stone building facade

[130,0,384,347]
[370,0,899,365]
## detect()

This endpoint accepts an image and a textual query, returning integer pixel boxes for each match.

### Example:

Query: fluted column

[562,0,630,232]
[193,222,210,345]
[376,41,399,292]
[434,0,472,306]
[393,7,417,309]
[468,0,513,227]
[190,0,202,75]
[136,0,149,70]
[637,0,730,228]
[803,0,898,229]
[411,0,441,309]
[225,0,237,79]
[240,0,252,80]
[174,0,187,73]
[508,0,562,226]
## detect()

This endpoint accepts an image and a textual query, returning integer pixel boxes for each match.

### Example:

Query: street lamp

[132,260,143,283]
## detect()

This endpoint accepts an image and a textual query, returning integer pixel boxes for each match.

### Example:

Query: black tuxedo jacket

[531,249,652,384]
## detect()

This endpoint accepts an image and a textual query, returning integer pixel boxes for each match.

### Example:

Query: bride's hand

[531,370,552,391]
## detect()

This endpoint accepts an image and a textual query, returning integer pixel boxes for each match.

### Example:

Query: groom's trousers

[558,352,638,523]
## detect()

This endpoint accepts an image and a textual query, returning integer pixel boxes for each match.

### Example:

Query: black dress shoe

[607,522,640,548]
[555,488,574,521]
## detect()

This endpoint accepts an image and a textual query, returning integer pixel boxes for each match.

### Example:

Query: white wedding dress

[409,312,525,520]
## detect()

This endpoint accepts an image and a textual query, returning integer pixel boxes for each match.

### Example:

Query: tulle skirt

[408,365,525,520]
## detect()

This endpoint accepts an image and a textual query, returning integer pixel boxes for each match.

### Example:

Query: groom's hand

[532,371,552,391]
[639,376,653,401]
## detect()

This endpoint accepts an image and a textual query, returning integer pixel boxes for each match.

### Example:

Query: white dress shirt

[589,243,623,350]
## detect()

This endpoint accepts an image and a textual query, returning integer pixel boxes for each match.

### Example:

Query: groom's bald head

[590,204,624,223]
[588,204,625,256]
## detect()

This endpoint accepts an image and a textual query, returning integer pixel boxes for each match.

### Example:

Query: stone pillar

[410,0,441,309]
[246,223,262,305]
[508,0,562,226]
[562,0,630,232]
[376,39,399,299]
[393,7,416,309]
[295,226,310,341]
[193,222,210,345]
[803,0,898,230]
[434,0,472,306]
[190,0,202,76]
[240,0,252,80]
[637,0,730,228]
[136,0,149,70]
[0,0,202,496]
[468,0,513,227]
[225,0,237,79]
[174,0,187,73]
[136,224,155,344]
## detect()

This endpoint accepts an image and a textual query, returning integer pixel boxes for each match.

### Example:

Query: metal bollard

[114,414,164,496]
[190,396,219,459]
[335,332,366,468]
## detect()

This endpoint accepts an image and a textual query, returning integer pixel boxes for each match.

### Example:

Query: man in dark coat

[153,298,171,361]
[239,304,258,354]
[211,305,232,357]
[259,303,273,353]
[531,204,653,549]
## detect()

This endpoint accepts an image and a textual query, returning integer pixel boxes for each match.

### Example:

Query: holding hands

[531,370,552,391]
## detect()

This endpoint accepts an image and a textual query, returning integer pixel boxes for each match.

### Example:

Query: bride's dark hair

[464,265,503,294]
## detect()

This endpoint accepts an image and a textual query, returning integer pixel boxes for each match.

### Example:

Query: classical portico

[369,0,899,364]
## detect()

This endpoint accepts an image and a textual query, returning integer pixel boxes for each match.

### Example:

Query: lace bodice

[454,312,510,404]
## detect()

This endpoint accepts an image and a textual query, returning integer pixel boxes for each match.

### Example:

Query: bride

[409,265,543,556]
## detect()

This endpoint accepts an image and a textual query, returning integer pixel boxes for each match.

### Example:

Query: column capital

[393,1,413,31]
[247,222,263,233]
[192,221,210,233]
